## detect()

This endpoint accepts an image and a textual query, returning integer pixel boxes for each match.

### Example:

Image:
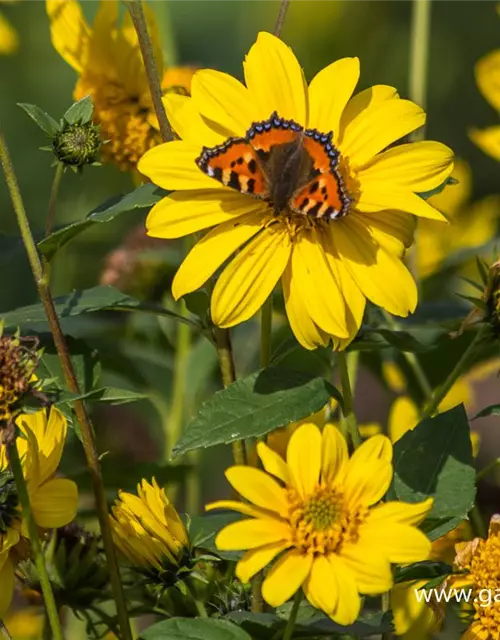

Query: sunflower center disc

[303,493,341,531]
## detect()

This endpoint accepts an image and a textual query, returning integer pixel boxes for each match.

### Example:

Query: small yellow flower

[46,0,195,172]
[207,423,432,625]
[0,1,18,55]
[110,478,189,571]
[139,31,453,351]
[0,407,78,617]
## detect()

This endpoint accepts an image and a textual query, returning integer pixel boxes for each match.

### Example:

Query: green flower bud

[53,122,101,168]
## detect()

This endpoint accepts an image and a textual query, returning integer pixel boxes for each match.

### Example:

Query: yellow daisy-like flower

[139,32,453,351]
[207,423,433,624]
[46,0,196,172]
[0,406,78,617]
[110,478,189,571]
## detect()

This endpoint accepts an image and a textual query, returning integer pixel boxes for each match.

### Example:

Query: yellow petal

[243,31,307,123]
[163,94,229,146]
[225,467,288,516]
[357,211,416,252]
[18,407,67,484]
[0,556,14,618]
[476,49,500,112]
[211,224,291,327]
[282,260,330,350]
[368,498,433,527]
[321,424,348,484]
[303,555,339,613]
[351,433,393,463]
[341,99,425,168]
[236,541,288,583]
[391,580,437,637]
[138,141,219,191]
[215,518,290,551]
[191,69,256,136]
[308,58,360,138]
[172,211,264,300]
[290,229,350,338]
[388,396,419,443]
[261,549,312,607]
[46,0,90,71]
[357,186,448,222]
[286,423,322,497]
[360,522,431,563]
[344,458,392,508]
[0,13,17,55]
[326,554,361,625]
[147,189,263,239]
[30,478,78,529]
[205,500,268,520]
[469,125,500,161]
[332,218,417,317]
[339,85,399,137]
[340,541,392,594]
[256,441,291,485]
[358,141,454,194]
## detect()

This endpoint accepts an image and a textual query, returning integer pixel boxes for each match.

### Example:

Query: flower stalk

[282,590,303,640]
[46,161,64,237]
[0,125,133,640]
[273,0,291,37]
[260,295,273,368]
[337,351,361,448]
[6,441,63,640]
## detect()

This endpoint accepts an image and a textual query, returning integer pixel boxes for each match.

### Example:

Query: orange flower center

[287,484,367,555]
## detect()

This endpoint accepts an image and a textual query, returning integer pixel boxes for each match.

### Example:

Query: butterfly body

[197,112,351,219]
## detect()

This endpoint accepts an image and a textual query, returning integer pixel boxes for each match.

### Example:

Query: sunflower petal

[368,498,433,527]
[339,85,399,137]
[257,442,291,484]
[352,433,392,463]
[286,423,322,497]
[360,522,431,563]
[327,554,361,625]
[30,478,78,529]
[470,126,500,161]
[321,424,348,484]
[225,467,288,515]
[262,550,313,607]
[303,555,339,613]
[343,458,392,508]
[243,31,307,123]
[236,541,288,583]
[205,500,269,520]
[163,94,229,146]
[215,518,290,551]
[211,224,291,327]
[46,0,90,72]
[476,49,500,112]
[340,541,393,594]
[357,186,448,222]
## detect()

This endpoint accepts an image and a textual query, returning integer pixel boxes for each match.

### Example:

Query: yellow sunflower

[206,423,433,624]
[0,406,78,617]
[46,0,196,172]
[139,32,453,351]
[110,478,189,570]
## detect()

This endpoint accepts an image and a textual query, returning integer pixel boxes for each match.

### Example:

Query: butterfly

[196,112,351,220]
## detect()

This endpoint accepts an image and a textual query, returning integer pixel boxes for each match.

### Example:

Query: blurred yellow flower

[46,0,195,172]
[139,31,453,351]
[3,608,42,639]
[417,160,500,279]
[0,407,78,617]
[110,478,189,571]
[0,8,17,55]
[207,423,432,625]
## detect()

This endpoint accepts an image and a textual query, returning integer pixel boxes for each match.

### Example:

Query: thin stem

[260,295,273,368]
[337,351,361,448]
[7,442,63,640]
[125,0,173,142]
[273,0,291,37]
[0,125,133,640]
[46,162,64,236]
[477,457,500,482]
[213,327,247,466]
[422,327,489,419]
[409,0,432,133]
[282,590,303,640]
[0,621,13,640]
[470,504,487,539]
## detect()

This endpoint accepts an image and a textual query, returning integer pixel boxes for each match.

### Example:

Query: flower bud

[53,121,101,168]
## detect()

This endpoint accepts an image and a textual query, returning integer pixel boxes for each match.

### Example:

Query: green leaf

[189,513,242,561]
[139,618,252,640]
[54,386,146,406]
[418,176,458,200]
[352,325,447,352]
[2,285,201,331]
[38,184,167,261]
[474,404,500,419]
[476,256,489,284]
[395,561,452,584]
[172,368,340,457]
[389,405,475,537]
[18,103,60,137]
[63,95,93,125]
[37,336,100,395]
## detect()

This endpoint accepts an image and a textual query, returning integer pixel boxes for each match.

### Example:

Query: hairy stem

[7,442,63,640]
[0,125,132,640]
[338,351,361,448]
[46,162,64,237]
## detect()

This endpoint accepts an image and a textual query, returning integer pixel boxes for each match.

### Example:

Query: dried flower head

[0,333,40,426]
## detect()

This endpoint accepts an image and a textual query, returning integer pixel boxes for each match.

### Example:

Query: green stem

[0,125,133,640]
[7,442,63,640]
[273,0,291,37]
[337,351,361,448]
[260,295,273,368]
[0,621,13,640]
[470,504,487,538]
[125,0,173,142]
[46,162,64,237]
[282,590,302,640]
[422,327,489,419]
[477,457,500,482]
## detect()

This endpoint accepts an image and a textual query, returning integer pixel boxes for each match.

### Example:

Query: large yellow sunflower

[46,0,195,172]
[139,31,453,351]
[0,406,78,617]
[206,423,433,625]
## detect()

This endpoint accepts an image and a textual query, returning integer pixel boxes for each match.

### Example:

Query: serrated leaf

[474,404,500,419]
[419,176,458,200]
[18,103,59,137]
[389,405,475,529]
[63,95,93,125]
[172,368,341,457]
[139,618,252,640]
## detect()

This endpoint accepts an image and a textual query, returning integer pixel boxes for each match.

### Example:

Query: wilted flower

[46,0,196,172]
[207,423,433,624]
